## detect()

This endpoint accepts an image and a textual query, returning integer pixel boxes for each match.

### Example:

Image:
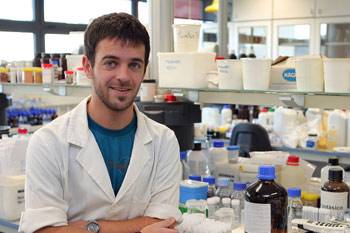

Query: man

[19,12,181,233]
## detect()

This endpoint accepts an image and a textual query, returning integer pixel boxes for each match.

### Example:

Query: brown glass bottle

[244,165,288,233]
[321,168,349,220]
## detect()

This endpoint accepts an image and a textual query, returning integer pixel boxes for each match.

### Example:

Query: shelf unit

[167,88,350,109]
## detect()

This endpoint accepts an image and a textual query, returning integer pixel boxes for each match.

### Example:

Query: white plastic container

[241,58,271,90]
[221,105,232,125]
[75,67,91,86]
[280,155,307,190]
[217,59,242,90]
[0,175,25,220]
[42,63,54,84]
[323,58,350,93]
[158,52,216,89]
[209,140,228,177]
[139,79,156,102]
[173,24,201,52]
[187,142,210,177]
[327,109,347,148]
[295,57,324,92]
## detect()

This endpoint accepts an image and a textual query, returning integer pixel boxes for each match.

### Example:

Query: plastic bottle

[320,157,345,186]
[280,155,307,190]
[221,105,232,125]
[227,145,239,164]
[231,199,241,229]
[188,175,201,182]
[321,168,349,221]
[187,142,210,177]
[244,165,288,233]
[203,176,216,198]
[209,140,228,177]
[327,109,347,148]
[207,196,220,219]
[180,151,190,180]
[215,177,232,202]
[287,187,303,233]
[231,182,247,209]
[222,198,231,208]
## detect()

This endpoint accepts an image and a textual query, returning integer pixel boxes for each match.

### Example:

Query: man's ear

[82,55,93,79]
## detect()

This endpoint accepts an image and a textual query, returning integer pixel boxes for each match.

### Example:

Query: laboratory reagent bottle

[321,168,349,221]
[203,176,216,198]
[320,157,345,186]
[215,177,232,203]
[231,181,247,209]
[244,165,288,233]
[187,141,210,177]
[287,187,303,233]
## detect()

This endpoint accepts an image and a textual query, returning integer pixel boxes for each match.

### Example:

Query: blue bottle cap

[233,182,247,191]
[288,187,301,198]
[180,151,187,160]
[216,177,229,187]
[213,140,224,148]
[227,145,240,151]
[189,175,201,181]
[223,104,231,109]
[257,165,276,180]
[202,176,215,185]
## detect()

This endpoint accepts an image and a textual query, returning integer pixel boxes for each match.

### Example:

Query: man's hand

[141,218,178,233]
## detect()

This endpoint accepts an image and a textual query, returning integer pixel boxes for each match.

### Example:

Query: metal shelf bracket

[278,94,305,108]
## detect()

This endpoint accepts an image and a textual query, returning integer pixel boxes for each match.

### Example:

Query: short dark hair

[84,12,150,70]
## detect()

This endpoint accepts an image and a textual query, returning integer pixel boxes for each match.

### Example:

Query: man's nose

[116,64,130,83]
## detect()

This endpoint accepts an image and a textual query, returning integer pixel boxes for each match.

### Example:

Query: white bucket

[241,58,271,90]
[323,58,350,93]
[217,59,242,90]
[173,24,201,52]
[295,57,324,92]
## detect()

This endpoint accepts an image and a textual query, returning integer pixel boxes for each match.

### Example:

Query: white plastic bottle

[320,157,344,186]
[187,142,210,177]
[221,104,232,125]
[209,140,228,177]
[327,109,347,147]
[280,155,307,190]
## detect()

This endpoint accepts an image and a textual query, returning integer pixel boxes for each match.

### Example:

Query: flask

[231,181,247,209]
[287,187,303,233]
[187,142,210,177]
[203,176,216,198]
[321,168,349,221]
[320,157,344,186]
[244,165,288,233]
[215,177,232,201]
[180,151,190,180]
[280,155,307,190]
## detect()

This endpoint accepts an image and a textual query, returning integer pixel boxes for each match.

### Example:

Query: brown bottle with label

[321,168,349,221]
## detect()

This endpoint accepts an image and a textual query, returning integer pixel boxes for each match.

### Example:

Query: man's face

[84,38,146,112]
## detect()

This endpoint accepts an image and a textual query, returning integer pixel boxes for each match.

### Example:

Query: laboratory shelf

[163,88,350,109]
[274,146,350,164]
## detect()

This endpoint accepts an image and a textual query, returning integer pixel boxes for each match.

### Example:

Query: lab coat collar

[67,96,153,201]
[67,96,152,147]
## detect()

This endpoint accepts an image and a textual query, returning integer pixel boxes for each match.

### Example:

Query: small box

[158,52,216,89]
[0,175,25,220]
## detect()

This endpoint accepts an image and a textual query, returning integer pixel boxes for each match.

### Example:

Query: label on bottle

[244,201,271,233]
[321,191,348,220]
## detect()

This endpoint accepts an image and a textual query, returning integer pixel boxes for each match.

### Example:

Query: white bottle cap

[222,198,231,205]
[207,196,220,205]
[231,199,240,206]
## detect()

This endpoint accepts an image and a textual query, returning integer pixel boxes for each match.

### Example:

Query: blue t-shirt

[87,114,137,196]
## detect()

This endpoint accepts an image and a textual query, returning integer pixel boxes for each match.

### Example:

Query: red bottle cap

[215,56,225,60]
[287,155,299,165]
[18,128,28,135]
[165,94,176,102]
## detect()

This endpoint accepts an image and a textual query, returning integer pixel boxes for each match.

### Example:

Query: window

[0,32,34,61]
[44,0,132,24]
[0,0,33,21]
[45,33,85,54]
[138,1,149,25]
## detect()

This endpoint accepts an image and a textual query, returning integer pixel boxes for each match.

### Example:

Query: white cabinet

[232,0,272,21]
[316,0,350,17]
[273,0,316,19]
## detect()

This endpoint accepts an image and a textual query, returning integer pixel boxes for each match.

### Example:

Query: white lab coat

[19,97,182,233]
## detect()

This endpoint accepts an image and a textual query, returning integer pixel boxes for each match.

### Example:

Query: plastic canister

[323,58,350,93]
[280,155,307,190]
[139,79,156,102]
[217,59,242,90]
[327,109,347,148]
[42,63,54,84]
[179,180,208,204]
[227,145,239,163]
[295,57,324,92]
[241,58,271,90]
[172,24,201,52]
[209,140,228,177]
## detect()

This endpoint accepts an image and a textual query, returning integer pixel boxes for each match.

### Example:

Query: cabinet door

[316,0,350,17]
[273,0,316,19]
[233,0,272,21]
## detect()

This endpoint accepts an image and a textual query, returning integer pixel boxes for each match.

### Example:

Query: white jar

[139,79,156,102]
[42,64,54,84]
[221,105,232,125]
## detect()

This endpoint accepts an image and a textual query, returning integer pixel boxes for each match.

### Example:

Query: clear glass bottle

[244,165,288,233]
[203,176,216,198]
[231,181,247,209]
[231,199,241,229]
[215,177,232,202]
[180,151,190,180]
[287,187,303,233]
[227,145,239,164]
[187,141,210,177]
[207,196,220,219]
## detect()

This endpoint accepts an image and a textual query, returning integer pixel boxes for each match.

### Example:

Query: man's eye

[104,61,117,69]
[129,62,142,70]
